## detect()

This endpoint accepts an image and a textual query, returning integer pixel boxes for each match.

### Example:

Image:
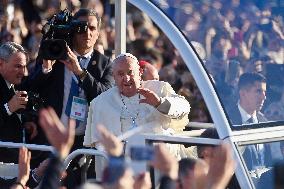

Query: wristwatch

[78,68,88,81]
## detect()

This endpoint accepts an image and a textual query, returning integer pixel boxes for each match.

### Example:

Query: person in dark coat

[24,8,113,187]
[0,42,30,163]
[226,73,272,171]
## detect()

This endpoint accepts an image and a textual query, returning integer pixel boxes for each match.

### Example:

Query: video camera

[38,8,88,60]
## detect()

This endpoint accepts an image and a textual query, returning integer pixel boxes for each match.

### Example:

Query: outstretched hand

[39,107,75,159]
[150,143,178,180]
[207,143,236,189]
[137,88,161,107]
[97,124,123,156]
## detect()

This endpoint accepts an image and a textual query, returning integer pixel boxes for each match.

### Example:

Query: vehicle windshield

[236,140,284,189]
[151,0,284,129]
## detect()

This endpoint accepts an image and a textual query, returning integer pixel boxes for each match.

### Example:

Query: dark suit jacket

[24,49,113,118]
[227,104,272,170]
[226,104,267,126]
[0,75,22,163]
[38,155,63,189]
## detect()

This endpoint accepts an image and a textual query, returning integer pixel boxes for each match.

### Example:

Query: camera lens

[48,42,63,57]
[40,39,67,60]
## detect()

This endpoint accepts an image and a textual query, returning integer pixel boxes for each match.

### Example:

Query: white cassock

[83,80,191,179]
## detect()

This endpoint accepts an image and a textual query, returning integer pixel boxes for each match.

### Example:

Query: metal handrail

[64,149,108,169]
[186,122,214,129]
[0,141,54,152]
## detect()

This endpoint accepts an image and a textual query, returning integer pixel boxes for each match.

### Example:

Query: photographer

[0,41,38,164]
[27,7,114,147]
[25,8,113,186]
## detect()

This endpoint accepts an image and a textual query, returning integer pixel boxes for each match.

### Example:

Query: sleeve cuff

[42,64,52,74]
[31,169,41,183]
[4,103,12,115]
[156,97,170,114]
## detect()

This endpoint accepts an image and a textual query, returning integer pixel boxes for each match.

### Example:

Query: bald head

[141,62,159,81]
[113,53,140,72]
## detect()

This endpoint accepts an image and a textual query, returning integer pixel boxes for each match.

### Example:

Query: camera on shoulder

[38,8,88,60]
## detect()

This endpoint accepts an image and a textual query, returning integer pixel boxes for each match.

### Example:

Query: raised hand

[59,45,83,76]
[97,124,123,156]
[150,143,178,180]
[134,172,152,189]
[8,91,28,113]
[137,88,161,107]
[17,147,31,186]
[39,107,75,159]
[207,143,236,189]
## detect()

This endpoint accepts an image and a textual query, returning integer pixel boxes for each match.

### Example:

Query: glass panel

[237,140,284,189]
[126,3,212,124]
[151,0,284,129]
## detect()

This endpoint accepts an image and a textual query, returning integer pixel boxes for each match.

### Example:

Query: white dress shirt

[237,102,265,167]
[60,50,92,135]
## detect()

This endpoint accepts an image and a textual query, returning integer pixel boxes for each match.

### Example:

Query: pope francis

[83,53,191,178]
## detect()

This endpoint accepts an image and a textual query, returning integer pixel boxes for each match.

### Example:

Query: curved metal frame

[64,149,108,169]
[126,1,253,188]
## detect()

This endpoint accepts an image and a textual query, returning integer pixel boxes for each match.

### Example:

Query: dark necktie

[246,117,254,124]
[247,117,263,165]
[9,85,15,95]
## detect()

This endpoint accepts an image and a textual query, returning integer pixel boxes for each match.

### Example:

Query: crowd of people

[7,107,235,189]
[0,0,284,188]
[154,0,284,121]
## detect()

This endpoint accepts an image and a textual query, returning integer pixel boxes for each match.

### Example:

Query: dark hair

[73,8,101,29]
[238,72,266,91]
[197,128,219,158]
[178,158,198,178]
[200,128,219,139]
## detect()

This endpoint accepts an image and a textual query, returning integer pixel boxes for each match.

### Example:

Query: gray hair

[113,53,139,66]
[0,42,28,62]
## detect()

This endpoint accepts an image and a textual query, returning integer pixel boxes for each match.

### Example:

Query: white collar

[237,102,258,123]
[74,50,93,59]
[5,80,13,90]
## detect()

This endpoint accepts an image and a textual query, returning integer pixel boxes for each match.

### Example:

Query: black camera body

[39,9,88,60]
[16,92,46,123]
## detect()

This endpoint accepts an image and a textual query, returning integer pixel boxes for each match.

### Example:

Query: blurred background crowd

[0,0,283,123]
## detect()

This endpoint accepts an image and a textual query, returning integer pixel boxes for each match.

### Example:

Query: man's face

[73,15,99,52]
[113,57,141,97]
[0,52,27,84]
[240,81,266,112]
